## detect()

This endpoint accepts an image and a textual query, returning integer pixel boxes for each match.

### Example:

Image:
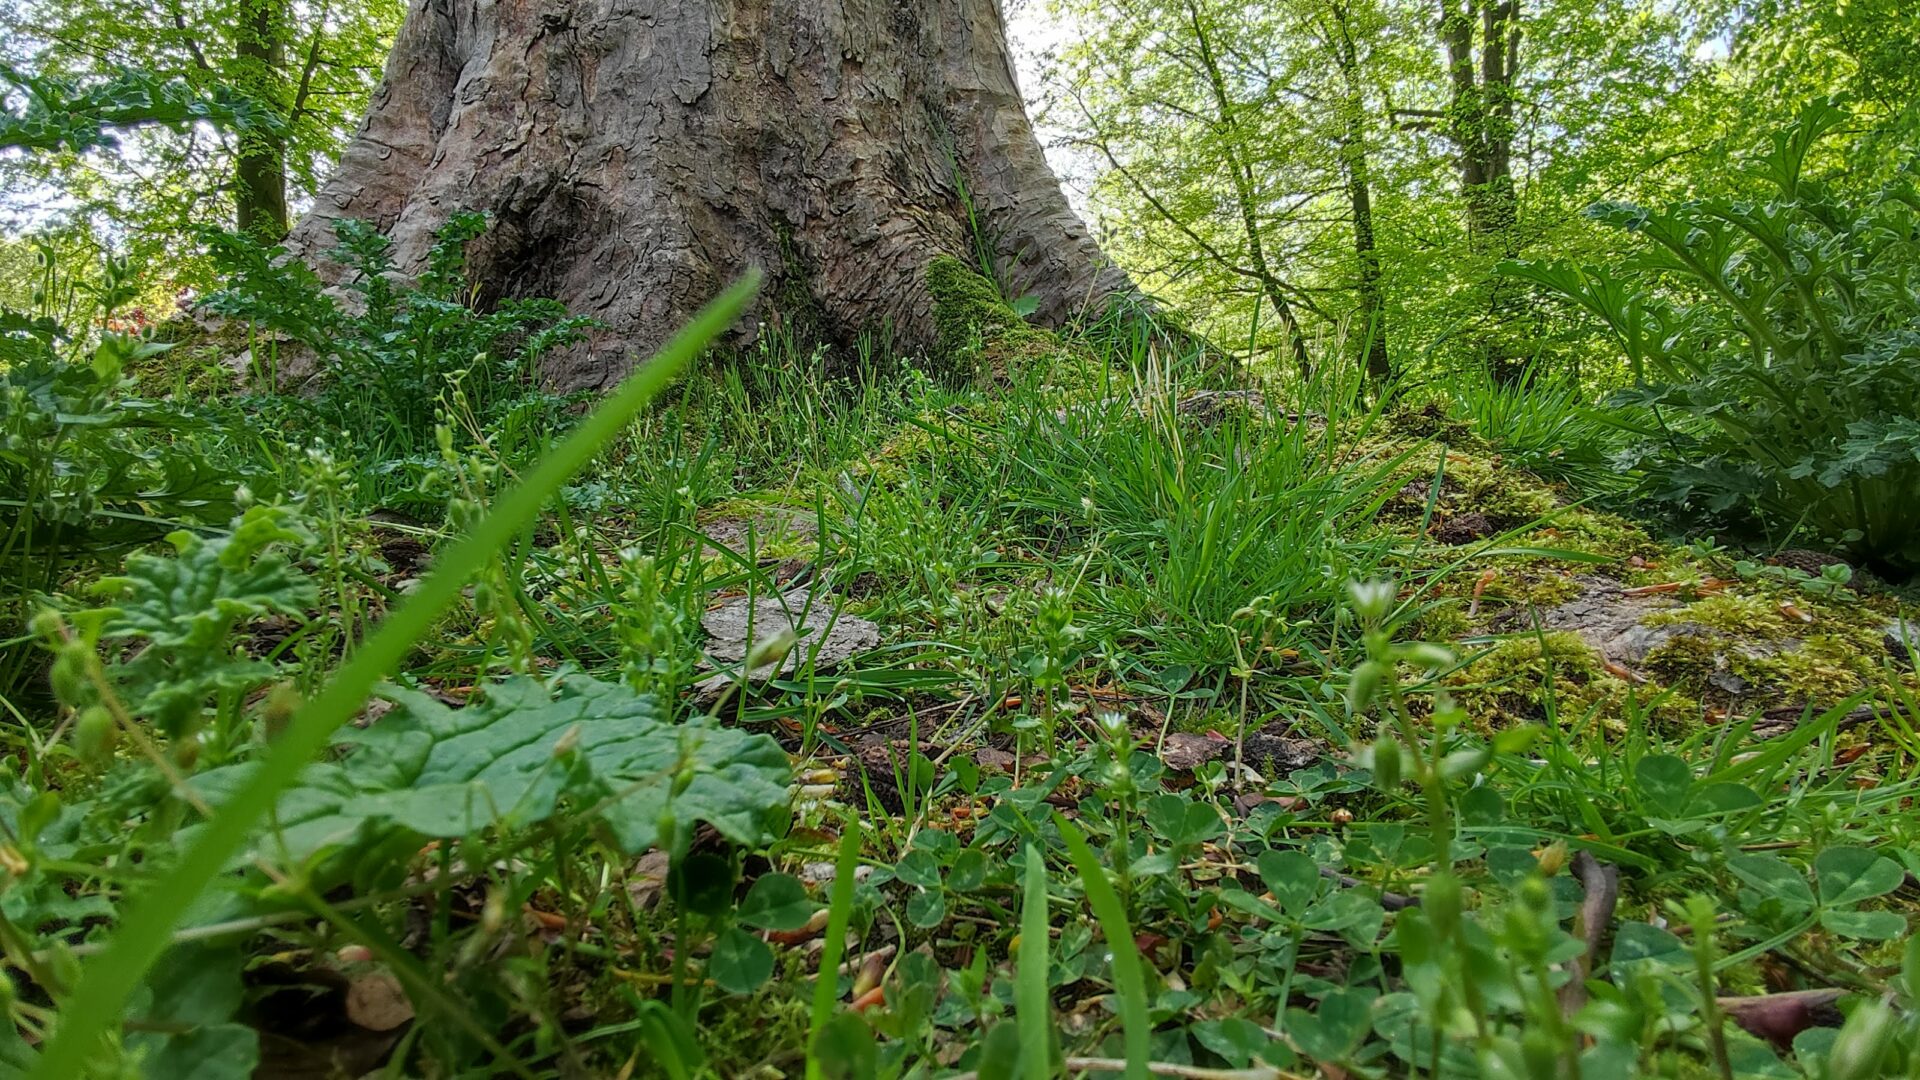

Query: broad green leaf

[30,275,758,1080]
[709,927,774,994]
[738,873,817,932]
[906,887,946,929]
[1814,848,1904,907]
[1819,909,1905,940]
[894,848,943,889]
[1609,921,1688,979]
[123,947,256,1080]
[189,674,789,866]
[1257,849,1320,914]
[1633,755,1692,807]
[1727,854,1815,911]
[948,848,988,893]
[1189,1017,1268,1068]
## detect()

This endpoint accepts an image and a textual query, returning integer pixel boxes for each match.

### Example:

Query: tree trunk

[234,0,289,239]
[1439,0,1518,252]
[1327,0,1390,386]
[1438,0,1527,379]
[287,0,1135,389]
[1185,1,1311,378]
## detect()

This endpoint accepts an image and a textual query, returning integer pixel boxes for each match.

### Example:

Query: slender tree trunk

[1439,0,1518,251]
[1328,1,1390,386]
[1438,0,1525,379]
[1185,1,1311,378]
[234,0,289,239]
[288,0,1137,388]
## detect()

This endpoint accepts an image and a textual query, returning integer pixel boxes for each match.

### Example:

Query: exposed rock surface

[702,506,819,557]
[695,586,879,699]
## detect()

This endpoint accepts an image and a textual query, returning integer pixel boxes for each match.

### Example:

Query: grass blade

[28,272,761,1079]
[1017,842,1053,1079]
[1054,812,1150,1080]
[806,823,864,1080]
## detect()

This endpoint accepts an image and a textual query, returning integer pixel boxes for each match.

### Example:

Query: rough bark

[287,0,1135,388]
[1439,0,1519,252]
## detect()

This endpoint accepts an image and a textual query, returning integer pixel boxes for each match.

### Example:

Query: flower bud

[1827,1000,1896,1080]
[1371,735,1402,790]
[1534,840,1568,878]
[1347,661,1387,712]
[74,706,115,764]
[1424,871,1463,935]
[744,628,798,673]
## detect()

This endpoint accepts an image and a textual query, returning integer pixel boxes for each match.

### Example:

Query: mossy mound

[1444,631,1700,732]
[925,256,1068,377]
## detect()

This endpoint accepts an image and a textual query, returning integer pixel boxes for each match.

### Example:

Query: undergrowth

[1,124,1918,1080]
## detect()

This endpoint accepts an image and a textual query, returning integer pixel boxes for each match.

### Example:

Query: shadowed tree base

[289,0,1137,388]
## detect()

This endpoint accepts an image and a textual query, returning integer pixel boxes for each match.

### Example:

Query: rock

[973,747,1017,771]
[702,506,819,556]
[1527,576,1683,664]
[1240,727,1321,776]
[695,586,880,699]
[1160,732,1230,771]
[1768,548,1851,576]
[1174,389,1266,425]
[1887,618,1916,665]
[344,971,414,1032]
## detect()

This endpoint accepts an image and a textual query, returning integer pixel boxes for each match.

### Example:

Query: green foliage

[204,214,596,499]
[1506,101,1920,572]
[0,63,279,155]
[189,674,789,867]
[2,246,251,695]
[71,505,316,740]
[2,0,398,268]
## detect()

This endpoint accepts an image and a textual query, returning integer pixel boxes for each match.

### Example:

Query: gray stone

[702,506,819,557]
[1888,618,1917,666]
[695,586,880,699]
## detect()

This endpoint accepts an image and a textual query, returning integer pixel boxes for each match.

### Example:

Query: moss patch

[1446,631,1699,731]
[1638,590,1899,707]
[926,256,1065,377]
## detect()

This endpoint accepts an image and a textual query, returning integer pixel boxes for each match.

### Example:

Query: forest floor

[313,345,1920,1076]
[17,323,1920,1079]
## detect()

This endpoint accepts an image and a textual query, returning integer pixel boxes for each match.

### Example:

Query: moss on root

[925,255,1063,377]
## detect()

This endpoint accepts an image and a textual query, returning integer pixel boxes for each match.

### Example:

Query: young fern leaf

[28,272,760,1080]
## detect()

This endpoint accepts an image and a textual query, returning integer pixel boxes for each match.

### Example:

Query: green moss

[1639,590,1894,706]
[926,255,1063,377]
[1447,631,1698,731]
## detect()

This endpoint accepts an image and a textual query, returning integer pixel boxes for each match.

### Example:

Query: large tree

[288,0,1136,388]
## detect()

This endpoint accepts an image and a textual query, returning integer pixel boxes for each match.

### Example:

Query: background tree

[1037,0,1719,383]
[0,0,397,275]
